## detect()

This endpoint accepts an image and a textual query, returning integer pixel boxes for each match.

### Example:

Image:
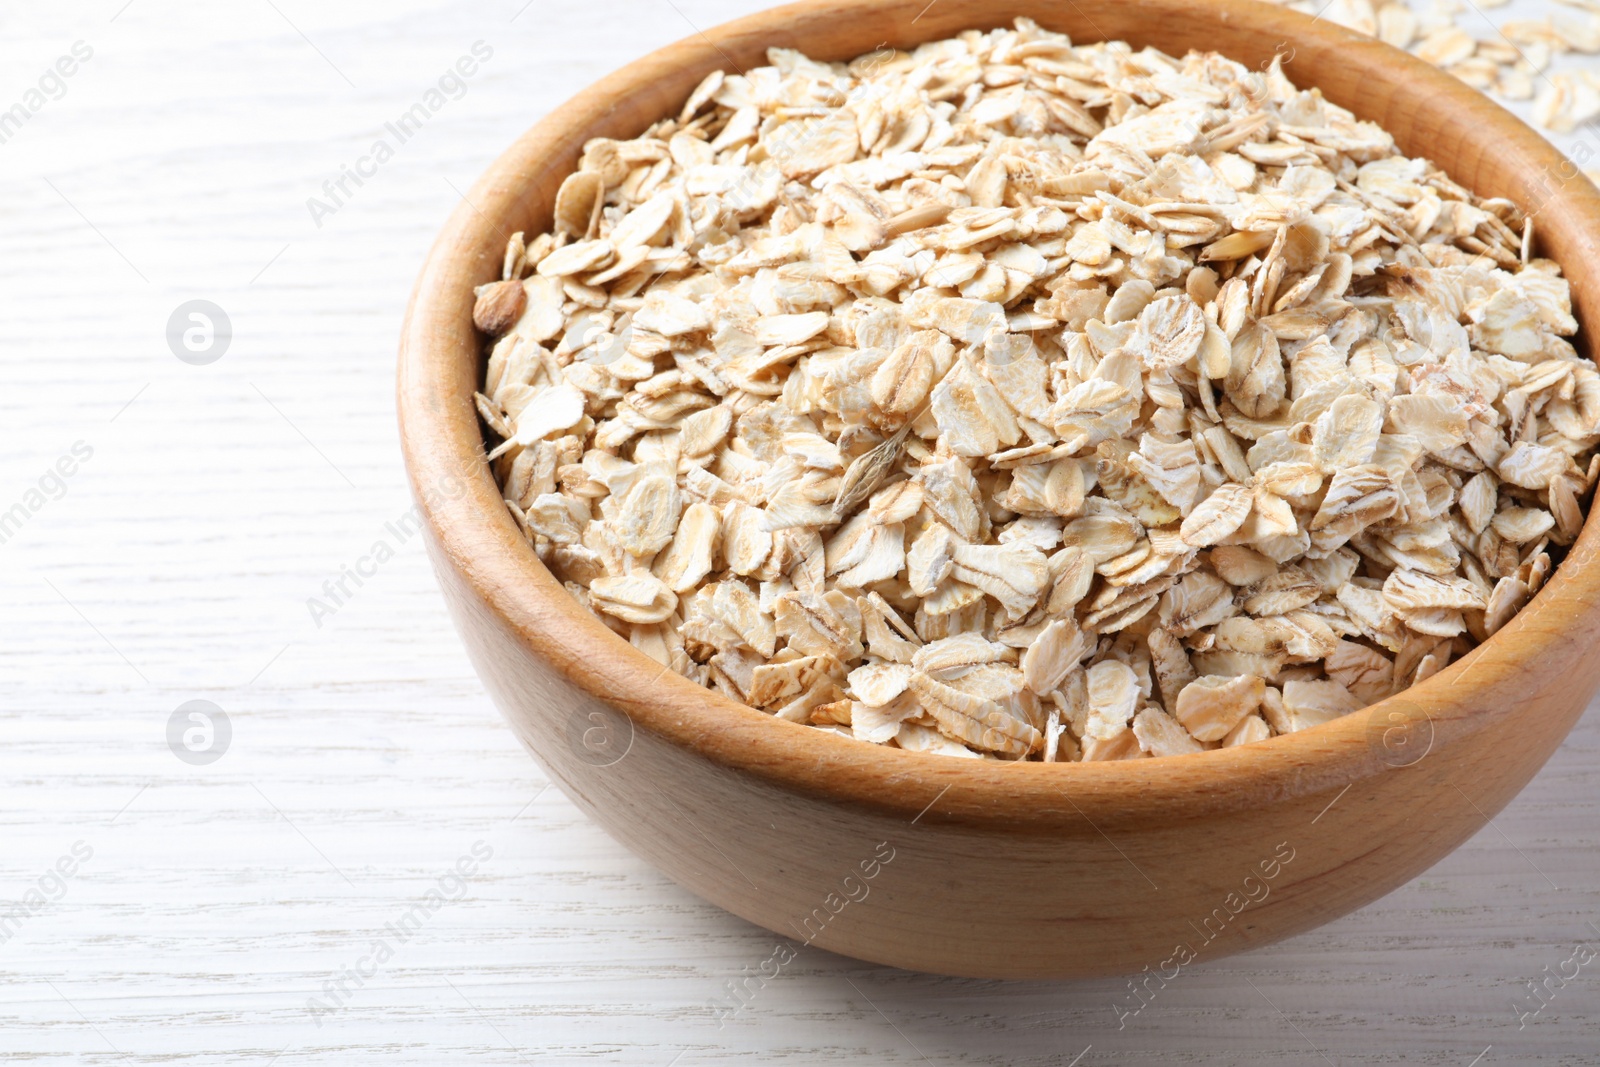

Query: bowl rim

[398,0,1600,828]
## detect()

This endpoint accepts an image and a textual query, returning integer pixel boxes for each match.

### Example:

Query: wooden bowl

[398,0,1600,978]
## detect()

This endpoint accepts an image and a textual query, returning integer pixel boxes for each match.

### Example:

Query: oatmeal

[473,20,1598,761]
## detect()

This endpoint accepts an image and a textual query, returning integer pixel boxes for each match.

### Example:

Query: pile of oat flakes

[1266,0,1600,137]
[474,21,1599,761]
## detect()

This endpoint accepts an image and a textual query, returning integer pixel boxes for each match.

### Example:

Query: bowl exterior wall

[427,524,1593,978]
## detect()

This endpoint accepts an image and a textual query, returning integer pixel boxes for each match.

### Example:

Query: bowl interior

[398,0,1600,825]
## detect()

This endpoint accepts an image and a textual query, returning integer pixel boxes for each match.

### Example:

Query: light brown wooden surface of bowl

[398,0,1600,978]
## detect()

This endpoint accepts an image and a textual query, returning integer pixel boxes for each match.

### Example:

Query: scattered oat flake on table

[476,20,1599,763]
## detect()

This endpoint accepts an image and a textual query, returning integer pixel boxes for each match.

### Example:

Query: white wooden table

[2,1,1598,1062]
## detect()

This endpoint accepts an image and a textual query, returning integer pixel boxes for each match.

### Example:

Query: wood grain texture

[4,0,1600,1060]
[401,0,1600,980]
